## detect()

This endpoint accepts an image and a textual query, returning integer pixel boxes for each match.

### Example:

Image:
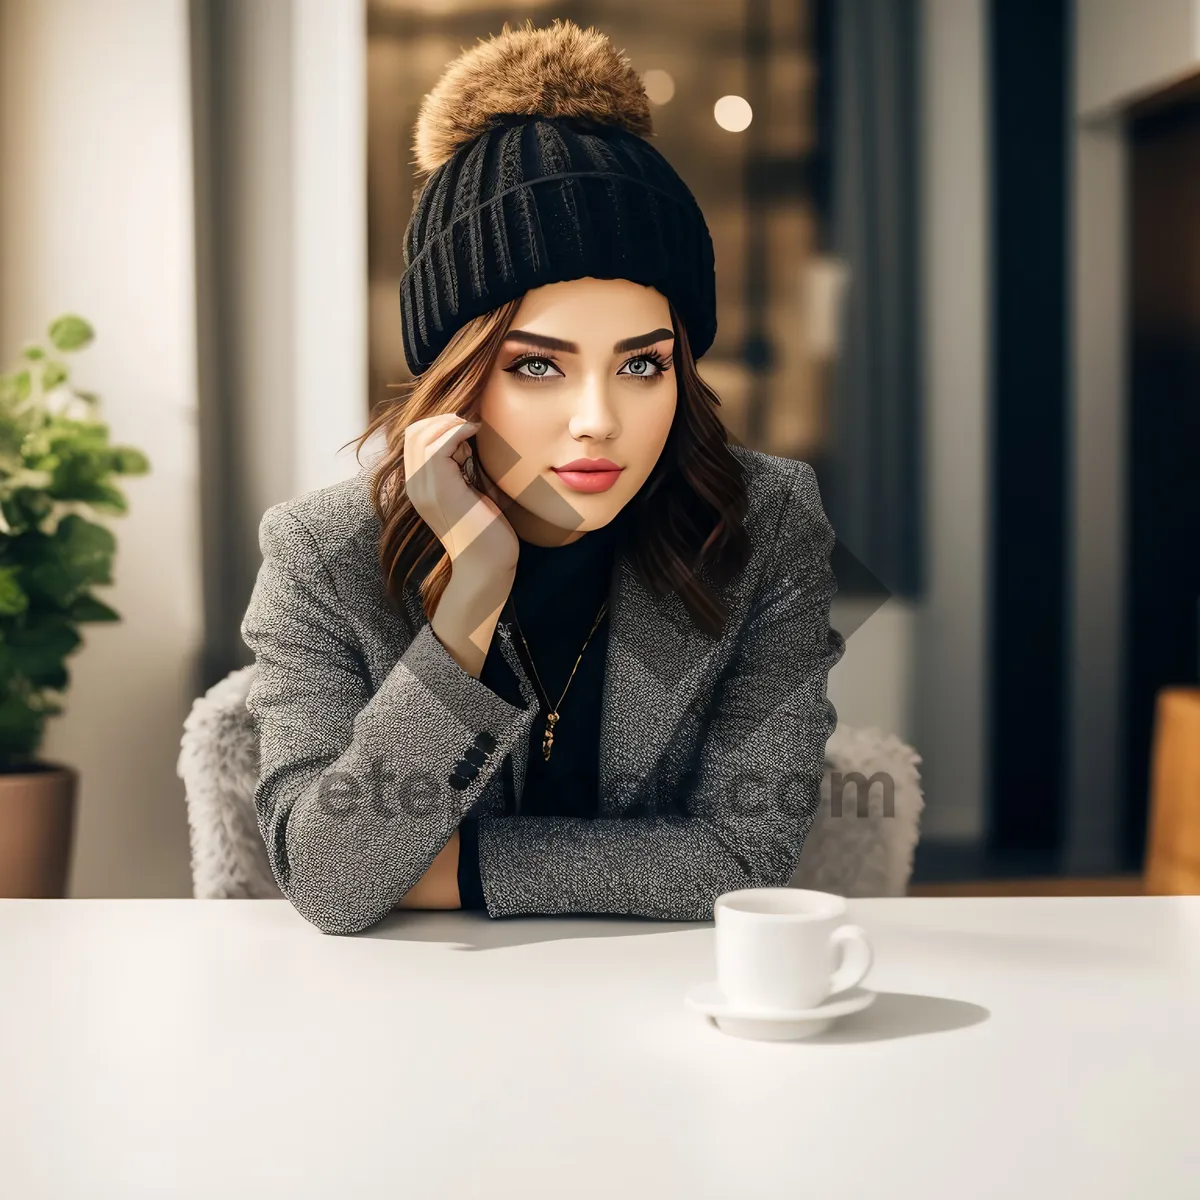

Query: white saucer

[684,981,876,1041]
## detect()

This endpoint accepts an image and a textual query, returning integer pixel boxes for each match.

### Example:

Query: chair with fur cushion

[177,665,924,903]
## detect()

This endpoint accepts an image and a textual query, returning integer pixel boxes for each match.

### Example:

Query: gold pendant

[542,711,559,761]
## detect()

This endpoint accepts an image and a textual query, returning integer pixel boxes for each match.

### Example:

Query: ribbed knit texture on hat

[399,114,717,376]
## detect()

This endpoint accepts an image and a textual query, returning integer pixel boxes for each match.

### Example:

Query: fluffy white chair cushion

[177,665,278,899]
[178,668,924,902]
[790,723,925,897]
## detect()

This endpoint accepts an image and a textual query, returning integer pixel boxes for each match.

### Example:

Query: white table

[1,897,1197,1199]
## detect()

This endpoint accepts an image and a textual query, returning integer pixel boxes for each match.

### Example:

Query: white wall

[291,0,369,499]
[1076,0,1200,116]
[0,0,202,896]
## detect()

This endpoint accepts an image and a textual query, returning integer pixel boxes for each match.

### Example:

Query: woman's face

[474,276,677,546]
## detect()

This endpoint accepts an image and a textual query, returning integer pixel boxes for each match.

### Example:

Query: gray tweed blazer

[240,444,845,934]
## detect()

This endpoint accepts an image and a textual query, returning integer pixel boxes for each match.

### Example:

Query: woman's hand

[402,413,520,579]
[395,828,462,910]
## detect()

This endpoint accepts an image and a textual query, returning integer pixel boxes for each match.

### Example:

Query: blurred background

[0,0,1196,899]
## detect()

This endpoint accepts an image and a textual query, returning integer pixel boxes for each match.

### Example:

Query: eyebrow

[503,327,675,355]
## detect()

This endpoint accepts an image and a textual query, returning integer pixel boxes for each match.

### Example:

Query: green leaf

[74,481,127,515]
[20,429,54,460]
[19,515,115,602]
[13,371,31,402]
[32,663,68,690]
[7,656,70,692]
[0,693,45,761]
[22,562,83,605]
[1,467,55,494]
[68,593,120,623]
[6,620,82,686]
[54,512,116,565]
[0,567,28,617]
[18,493,53,528]
[48,315,95,352]
[111,446,150,474]
[22,345,46,361]
[52,418,109,446]
[41,361,68,390]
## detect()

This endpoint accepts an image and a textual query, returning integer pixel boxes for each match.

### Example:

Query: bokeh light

[713,94,753,132]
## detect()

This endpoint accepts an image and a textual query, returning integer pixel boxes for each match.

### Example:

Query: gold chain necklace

[509,598,608,761]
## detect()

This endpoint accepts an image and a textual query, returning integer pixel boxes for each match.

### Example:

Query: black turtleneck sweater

[457,517,620,911]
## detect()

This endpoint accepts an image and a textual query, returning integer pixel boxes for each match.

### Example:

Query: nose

[567,367,621,440]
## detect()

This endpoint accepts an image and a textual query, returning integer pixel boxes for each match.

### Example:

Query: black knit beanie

[399,19,717,377]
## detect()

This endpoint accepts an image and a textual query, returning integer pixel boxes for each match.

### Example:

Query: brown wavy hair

[345,295,751,639]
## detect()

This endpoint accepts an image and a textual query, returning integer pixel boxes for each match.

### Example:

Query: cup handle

[828,924,873,995]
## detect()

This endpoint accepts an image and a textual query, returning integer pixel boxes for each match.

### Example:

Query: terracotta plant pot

[0,762,78,897]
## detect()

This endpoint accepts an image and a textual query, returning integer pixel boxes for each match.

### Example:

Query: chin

[537,503,622,538]
[554,510,617,533]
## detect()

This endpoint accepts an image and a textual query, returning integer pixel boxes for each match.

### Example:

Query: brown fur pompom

[412,17,653,176]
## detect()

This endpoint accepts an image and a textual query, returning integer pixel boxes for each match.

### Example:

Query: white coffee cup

[714,888,873,1012]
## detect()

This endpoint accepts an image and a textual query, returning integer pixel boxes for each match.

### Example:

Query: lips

[554,459,620,472]
[552,462,624,494]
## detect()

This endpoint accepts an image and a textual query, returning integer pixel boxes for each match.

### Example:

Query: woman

[241,18,846,935]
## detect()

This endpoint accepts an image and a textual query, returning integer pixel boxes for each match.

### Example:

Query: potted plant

[0,315,149,897]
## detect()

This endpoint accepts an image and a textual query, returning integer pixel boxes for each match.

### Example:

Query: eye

[618,350,673,382]
[504,354,564,384]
